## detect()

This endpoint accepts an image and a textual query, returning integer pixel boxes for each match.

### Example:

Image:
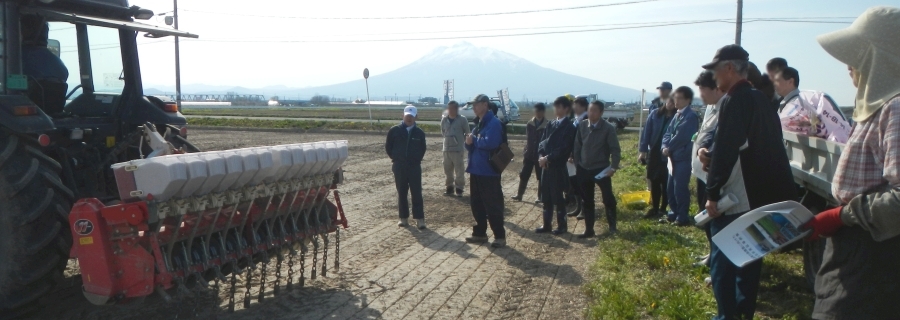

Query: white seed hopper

[111,141,349,203]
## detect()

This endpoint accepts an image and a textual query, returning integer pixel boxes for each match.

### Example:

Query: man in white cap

[385,105,427,229]
[804,6,900,319]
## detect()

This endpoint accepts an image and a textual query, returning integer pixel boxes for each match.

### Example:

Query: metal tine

[235,187,259,252]
[178,242,194,293]
[313,188,333,234]
[176,278,193,297]
[263,218,277,253]
[215,266,228,282]
[284,182,309,236]
[252,196,276,248]
[271,182,294,226]
[183,207,206,271]
[193,272,210,292]
[201,203,226,265]
[156,285,173,303]
[165,214,187,272]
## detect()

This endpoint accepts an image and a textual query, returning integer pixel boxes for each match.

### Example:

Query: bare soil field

[28,128,601,320]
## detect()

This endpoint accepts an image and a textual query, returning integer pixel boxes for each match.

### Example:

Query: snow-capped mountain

[411,42,526,67]
[154,42,641,102]
[301,42,639,102]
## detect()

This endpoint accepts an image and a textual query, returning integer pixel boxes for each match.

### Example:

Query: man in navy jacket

[661,86,699,225]
[536,96,577,235]
[464,94,507,248]
[386,106,428,229]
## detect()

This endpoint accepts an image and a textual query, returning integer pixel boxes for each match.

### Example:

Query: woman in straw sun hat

[803,6,900,319]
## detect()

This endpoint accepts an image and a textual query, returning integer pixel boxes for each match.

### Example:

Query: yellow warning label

[106,136,115,148]
[79,237,94,245]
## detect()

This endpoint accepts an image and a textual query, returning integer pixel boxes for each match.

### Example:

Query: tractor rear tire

[0,131,74,318]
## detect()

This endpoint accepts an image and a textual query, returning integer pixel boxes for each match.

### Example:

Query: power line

[746,18,852,24]
[181,0,659,20]
[239,19,722,39]
[54,16,855,49]
[179,18,851,44]
[183,20,727,43]
[194,17,851,40]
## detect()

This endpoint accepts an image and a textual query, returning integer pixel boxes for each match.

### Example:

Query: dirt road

[30,128,602,320]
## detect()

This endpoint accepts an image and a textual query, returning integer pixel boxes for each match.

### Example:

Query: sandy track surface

[29,128,602,320]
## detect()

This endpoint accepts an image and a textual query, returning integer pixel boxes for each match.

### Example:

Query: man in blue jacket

[464,94,507,248]
[661,86,699,226]
[536,96,577,235]
[386,106,428,230]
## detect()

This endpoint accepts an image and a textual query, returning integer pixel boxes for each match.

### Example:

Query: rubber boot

[511,180,528,201]
[578,215,595,238]
[552,211,567,235]
[606,208,618,234]
[535,209,553,233]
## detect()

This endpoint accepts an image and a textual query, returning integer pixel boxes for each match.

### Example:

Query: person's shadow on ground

[406,226,473,259]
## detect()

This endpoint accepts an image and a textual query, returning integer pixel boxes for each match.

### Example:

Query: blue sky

[123,0,888,105]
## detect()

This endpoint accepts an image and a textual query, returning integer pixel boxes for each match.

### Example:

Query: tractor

[0,0,348,317]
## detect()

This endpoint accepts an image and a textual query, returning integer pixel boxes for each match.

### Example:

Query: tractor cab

[0,0,198,200]
[4,1,196,124]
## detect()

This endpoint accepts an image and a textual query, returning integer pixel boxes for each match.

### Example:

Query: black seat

[27,78,68,116]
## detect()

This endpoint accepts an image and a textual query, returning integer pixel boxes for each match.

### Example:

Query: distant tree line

[310,95,330,105]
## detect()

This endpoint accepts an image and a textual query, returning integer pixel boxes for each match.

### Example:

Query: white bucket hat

[817,6,900,122]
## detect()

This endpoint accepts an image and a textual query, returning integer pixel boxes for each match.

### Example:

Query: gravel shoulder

[30,128,602,320]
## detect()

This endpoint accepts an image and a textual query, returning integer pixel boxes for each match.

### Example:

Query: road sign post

[363,68,372,124]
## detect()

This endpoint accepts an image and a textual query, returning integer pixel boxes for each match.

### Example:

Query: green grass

[586,132,814,320]
[187,117,527,135]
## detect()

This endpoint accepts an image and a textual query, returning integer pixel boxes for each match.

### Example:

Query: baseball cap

[702,44,750,69]
[469,94,490,104]
[656,82,673,90]
[403,105,417,117]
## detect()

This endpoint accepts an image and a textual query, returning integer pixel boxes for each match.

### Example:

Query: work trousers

[519,158,542,193]
[567,166,583,204]
[443,151,466,190]
[666,159,691,223]
[698,178,712,252]
[710,213,763,320]
[576,166,617,230]
[470,175,506,239]
[650,172,668,212]
[541,165,568,228]
[392,162,424,219]
[697,178,708,212]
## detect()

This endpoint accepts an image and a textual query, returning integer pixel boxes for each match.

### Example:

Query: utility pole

[735,0,743,45]
[174,0,182,111]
